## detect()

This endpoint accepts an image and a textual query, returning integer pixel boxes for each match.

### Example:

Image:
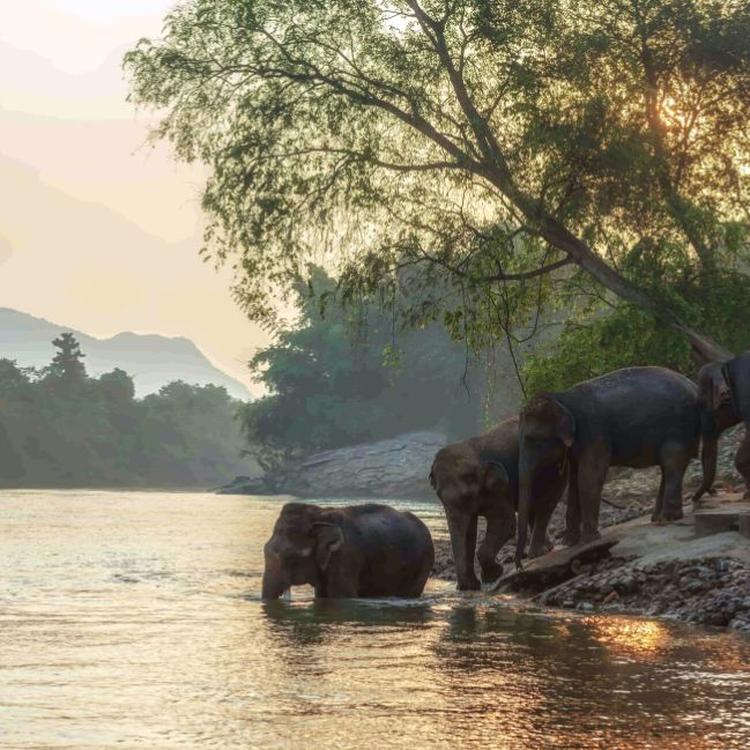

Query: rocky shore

[538,555,750,632]
[433,425,750,631]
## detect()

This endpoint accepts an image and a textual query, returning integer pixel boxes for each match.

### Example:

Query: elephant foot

[527,543,549,559]
[561,531,580,547]
[580,529,601,545]
[457,577,481,592]
[661,508,684,522]
[480,562,504,585]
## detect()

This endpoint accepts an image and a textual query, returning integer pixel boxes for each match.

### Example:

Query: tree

[125,0,749,363]
[98,368,136,405]
[239,267,483,468]
[0,343,253,488]
[48,333,87,382]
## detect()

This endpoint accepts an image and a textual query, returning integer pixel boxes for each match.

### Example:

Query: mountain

[0,307,252,400]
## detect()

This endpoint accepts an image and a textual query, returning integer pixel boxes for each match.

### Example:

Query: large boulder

[217,431,447,498]
[287,431,446,498]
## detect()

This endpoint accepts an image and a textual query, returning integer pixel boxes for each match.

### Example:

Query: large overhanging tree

[125,0,750,362]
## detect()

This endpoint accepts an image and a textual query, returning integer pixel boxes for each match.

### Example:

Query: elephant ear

[481,460,509,494]
[554,400,576,447]
[428,467,437,490]
[313,523,344,571]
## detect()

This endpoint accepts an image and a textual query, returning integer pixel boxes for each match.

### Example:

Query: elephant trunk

[446,510,480,591]
[515,477,531,571]
[261,569,289,600]
[691,400,720,504]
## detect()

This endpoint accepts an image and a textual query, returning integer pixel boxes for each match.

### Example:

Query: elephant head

[430,445,510,590]
[262,503,344,599]
[693,361,736,503]
[516,396,571,568]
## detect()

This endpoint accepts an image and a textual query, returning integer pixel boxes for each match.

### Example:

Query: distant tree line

[238,268,486,473]
[0,334,252,488]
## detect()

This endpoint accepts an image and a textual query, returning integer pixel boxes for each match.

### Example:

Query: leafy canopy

[126,0,749,360]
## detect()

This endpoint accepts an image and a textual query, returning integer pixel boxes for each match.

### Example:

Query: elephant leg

[446,511,480,591]
[660,442,690,521]
[734,429,750,499]
[651,468,665,522]
[562,460,581,547]
[323,565,360,598]
[527,503,555,559]
[577,450,609,544]
[477,510,515,583]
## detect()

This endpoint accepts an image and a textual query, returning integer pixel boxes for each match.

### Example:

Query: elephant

[262,502,434,599]
[515,366,705,569]
[692,352,750,502]
[429,417,567,591]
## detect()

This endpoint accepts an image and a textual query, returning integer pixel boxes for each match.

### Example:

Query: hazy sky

[0,0,270,395]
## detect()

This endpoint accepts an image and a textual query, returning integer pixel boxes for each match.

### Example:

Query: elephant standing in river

[430,417,567,590]
[693,352,750,502]
[516,367,705,568]
[262,502,434,599]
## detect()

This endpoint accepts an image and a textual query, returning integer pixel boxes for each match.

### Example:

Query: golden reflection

[587,616,670,658]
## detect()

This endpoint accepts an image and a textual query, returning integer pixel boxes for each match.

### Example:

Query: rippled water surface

[2,490,750,749]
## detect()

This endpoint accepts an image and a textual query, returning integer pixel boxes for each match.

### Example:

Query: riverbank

[433,426,750,631]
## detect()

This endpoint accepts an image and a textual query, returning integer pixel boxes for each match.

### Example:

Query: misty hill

[0,308,251,400]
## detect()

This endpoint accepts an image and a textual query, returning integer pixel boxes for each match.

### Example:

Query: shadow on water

[260,596,437,646]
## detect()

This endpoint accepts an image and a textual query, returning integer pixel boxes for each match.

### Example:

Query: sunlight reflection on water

[1,490,749,749]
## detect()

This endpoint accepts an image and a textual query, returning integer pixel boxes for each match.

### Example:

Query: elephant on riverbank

[516,367,704,569]
[262,502,433,599]
[429,417,567,591]
[693,353,750,503]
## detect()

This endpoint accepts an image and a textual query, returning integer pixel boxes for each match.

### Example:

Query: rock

[223,431,449,499]
[289,431,447,497]
[215,475,271,495]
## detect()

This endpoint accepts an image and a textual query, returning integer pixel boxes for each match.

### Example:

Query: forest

[124,0,750,420]
[0,333,251,488]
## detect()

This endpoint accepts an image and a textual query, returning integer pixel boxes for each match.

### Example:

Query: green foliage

[0,340,253,488]
[48,333,87,382]
[239,268,482,469]
[125,0,750,362]
[523,256,750,396]
[523,305,694,396]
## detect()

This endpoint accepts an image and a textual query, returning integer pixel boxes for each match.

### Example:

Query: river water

[1,490,749,749]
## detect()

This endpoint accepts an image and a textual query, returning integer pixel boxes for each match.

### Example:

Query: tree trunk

[537,214,732,364]
[480,164,734,365]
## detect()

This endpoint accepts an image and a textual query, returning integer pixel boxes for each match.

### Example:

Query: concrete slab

[694,509,744,537]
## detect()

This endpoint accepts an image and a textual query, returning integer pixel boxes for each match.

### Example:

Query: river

[1,490,749,749]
